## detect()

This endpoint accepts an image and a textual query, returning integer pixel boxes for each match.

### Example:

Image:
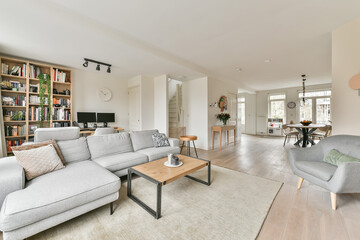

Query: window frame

[298,89,332,124]
[268,93,286,122]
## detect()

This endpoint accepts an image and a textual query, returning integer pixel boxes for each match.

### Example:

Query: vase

[222,120,227,126]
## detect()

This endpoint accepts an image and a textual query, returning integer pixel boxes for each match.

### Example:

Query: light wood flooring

[196,134,360,240]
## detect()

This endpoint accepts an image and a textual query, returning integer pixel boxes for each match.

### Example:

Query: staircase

[169,84,185,138]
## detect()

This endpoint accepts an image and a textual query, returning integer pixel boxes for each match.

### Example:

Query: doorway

[128,86,141,131]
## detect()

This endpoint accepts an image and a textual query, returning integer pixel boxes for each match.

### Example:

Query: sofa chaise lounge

[0,127,180,240]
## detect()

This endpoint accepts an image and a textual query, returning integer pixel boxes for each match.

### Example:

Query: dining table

[287,123,326,148]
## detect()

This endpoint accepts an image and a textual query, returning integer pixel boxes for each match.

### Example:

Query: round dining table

[287,123,326,148]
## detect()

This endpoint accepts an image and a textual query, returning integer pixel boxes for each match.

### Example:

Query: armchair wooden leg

[330,192,337,210]
[297,177,304,190]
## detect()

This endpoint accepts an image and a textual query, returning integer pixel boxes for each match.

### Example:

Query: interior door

[128,86,141,131]
[228,93,238,143]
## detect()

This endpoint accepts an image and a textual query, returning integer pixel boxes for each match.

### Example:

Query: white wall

[207,77,238,148]
[140,76,154,130]
[72,69,128,129]
[332,17,360,135]
[182,77,208,149]
[154,74,168,135]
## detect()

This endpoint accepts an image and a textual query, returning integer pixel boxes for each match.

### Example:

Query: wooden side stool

[180,135,198,158]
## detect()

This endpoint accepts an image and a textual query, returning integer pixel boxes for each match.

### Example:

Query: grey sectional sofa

[0,127,180,240]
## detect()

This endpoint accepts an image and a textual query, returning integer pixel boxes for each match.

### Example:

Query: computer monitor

[77,112,96,128]
[97,113,115,127]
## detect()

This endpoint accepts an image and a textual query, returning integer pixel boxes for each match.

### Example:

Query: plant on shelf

[38,74,52,127]
[11,111,24,121]
[216,113,231,125]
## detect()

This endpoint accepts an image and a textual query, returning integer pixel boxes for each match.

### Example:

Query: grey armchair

[289,135,360,210]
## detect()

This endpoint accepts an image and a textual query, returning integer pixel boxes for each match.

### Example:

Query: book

[1,63,9,74]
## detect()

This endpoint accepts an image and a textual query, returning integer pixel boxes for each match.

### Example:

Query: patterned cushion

[11,140,66,165]
[152,133,170,148]
[12,144,65,180]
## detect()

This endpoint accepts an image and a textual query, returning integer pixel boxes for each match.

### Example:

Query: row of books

[1,64,26,77]
[29,106,50,121]
[7,140,23,152]
[29,95,48,105]
[53,108,71,120]
[2,96,26,106]
[3,110,26,120]
[53,122,71,128]
[53,98,70,107]
[4,125,26,137]
[53,68,67,82]
[29,65,41,79]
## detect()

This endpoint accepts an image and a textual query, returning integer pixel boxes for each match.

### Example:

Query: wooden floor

[196,134,360,240]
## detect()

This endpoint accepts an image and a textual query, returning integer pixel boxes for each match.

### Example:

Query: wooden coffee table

[127,155,211,219]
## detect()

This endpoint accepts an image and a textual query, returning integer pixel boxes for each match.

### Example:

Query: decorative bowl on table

[300,120,312,126]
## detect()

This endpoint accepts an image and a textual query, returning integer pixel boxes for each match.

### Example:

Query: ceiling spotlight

[96,64,100,71]
[236,68,242,72]
[83,61,88,67]
[107,66,111,73]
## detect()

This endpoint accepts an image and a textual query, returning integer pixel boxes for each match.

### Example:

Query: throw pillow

[152,133,170,148]
[323,149,360,166]
[12,139,66,165]
[13,144,65,180]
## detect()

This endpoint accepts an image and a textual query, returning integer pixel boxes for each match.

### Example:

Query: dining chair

[282,124,300,147]
[309,125,332,141]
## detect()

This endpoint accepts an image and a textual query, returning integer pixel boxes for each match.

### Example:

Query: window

[268,94,285,120]
[238,97,245,125]
[299,90,331,124]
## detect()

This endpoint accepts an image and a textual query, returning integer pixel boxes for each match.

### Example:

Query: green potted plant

[216,113,231,125]
[38,74,52,127]
[11,111,23,121]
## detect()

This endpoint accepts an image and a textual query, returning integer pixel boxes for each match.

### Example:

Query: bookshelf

[0,56,73,155]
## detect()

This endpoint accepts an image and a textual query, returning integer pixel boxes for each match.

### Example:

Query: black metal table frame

[127,156,211,219]
[294,127,318,148]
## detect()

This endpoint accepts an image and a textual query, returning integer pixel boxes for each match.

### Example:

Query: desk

[212,125,236,150]
[287,124,325,148]
[80,127,124,136]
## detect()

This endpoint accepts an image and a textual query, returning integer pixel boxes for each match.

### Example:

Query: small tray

[164,161,183,168]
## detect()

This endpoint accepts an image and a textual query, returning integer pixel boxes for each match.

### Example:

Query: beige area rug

[29,166,282,240]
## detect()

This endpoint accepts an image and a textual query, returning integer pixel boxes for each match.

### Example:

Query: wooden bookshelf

[1,56,73,155]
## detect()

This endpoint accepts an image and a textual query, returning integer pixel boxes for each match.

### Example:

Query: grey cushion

[92,152,148,172]
[130,129,159,151]
[295,161,337,181]
[87,132,134,159]
[136,146,180,161]
[56,137,91,164]
[152,133,170,148]
[0,161,120,232]
[0,157,25,208]
[94,127,115,136]
[34,127,80,142]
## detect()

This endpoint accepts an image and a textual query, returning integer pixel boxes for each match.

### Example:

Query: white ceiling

[1,0,359,91]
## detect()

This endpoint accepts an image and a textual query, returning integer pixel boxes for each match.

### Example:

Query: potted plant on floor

[216,113,231,125]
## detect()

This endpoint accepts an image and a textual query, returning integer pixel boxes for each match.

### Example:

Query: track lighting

[83,58,112,73]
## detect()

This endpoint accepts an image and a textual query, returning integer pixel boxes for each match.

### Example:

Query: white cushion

[92,152,148,172]
[136,146,180,161]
